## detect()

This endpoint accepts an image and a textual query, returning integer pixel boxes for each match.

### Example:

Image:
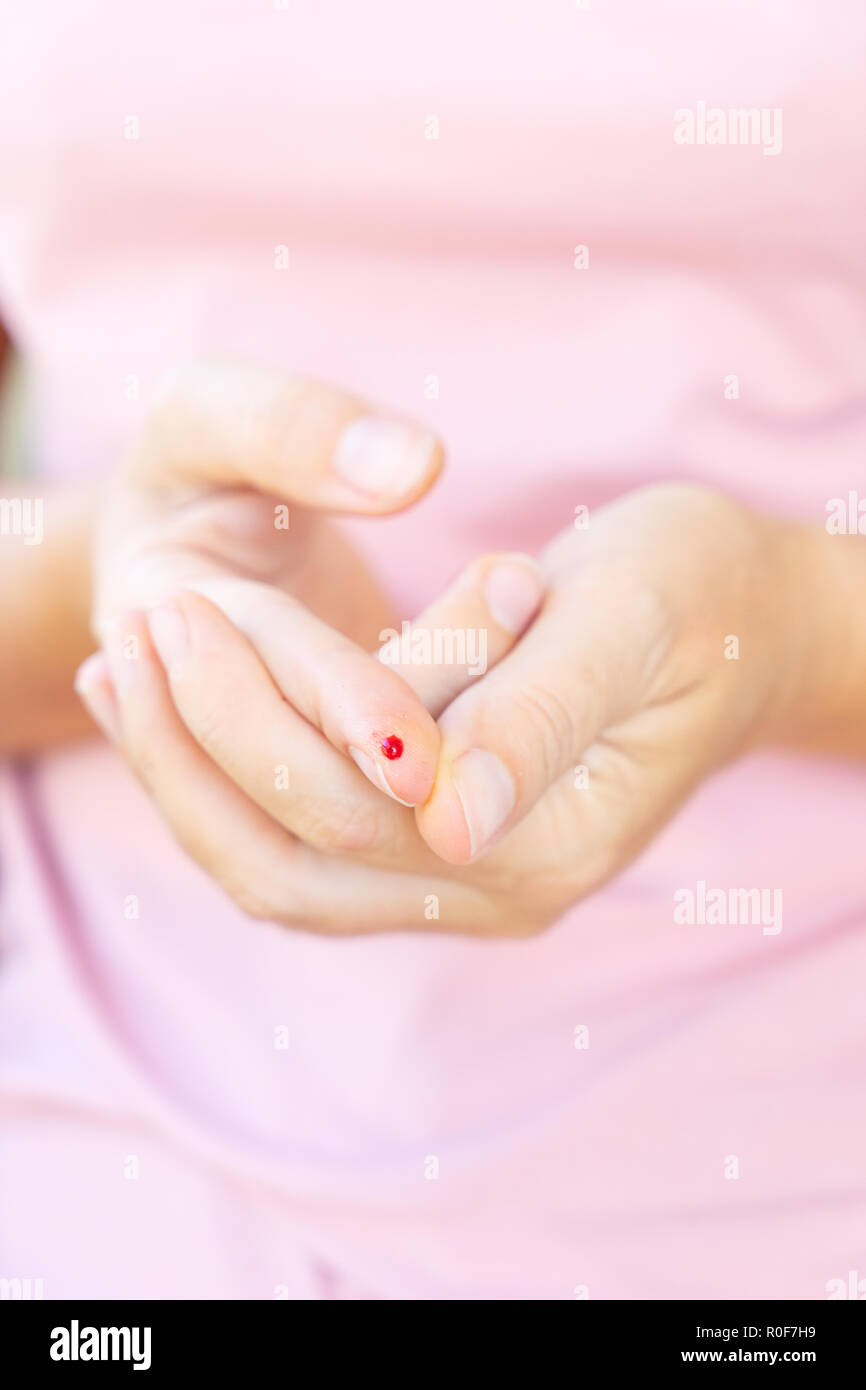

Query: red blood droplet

[380,735,404,760]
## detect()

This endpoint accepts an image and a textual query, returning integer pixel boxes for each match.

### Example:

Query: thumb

[415,579,663,864]
[126,359,443,514]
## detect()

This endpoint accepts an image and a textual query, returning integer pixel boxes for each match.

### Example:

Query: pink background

[0,0,865,1297]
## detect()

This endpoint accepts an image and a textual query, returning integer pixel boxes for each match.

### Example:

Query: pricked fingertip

[349,745,415,806]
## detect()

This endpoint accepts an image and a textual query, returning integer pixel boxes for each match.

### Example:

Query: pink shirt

[1,0,865,1297]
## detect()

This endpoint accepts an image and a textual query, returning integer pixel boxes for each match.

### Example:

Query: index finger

[127,359,444,514]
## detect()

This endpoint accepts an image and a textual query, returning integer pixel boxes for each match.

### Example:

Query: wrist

[759,516,866,757]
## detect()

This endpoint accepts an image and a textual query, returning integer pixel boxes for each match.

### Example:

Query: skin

[5,355,866,935]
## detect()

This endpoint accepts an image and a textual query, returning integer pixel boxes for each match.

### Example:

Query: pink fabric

[1,0,865,1298]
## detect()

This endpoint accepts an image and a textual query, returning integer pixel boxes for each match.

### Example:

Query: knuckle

[133,364,194,455]
[185,832,308,929]
[184,690,234,762]
[221,862,328,934]
[266,375,354,470]
[216,857,294,924]
[225,875,282,922]
[298,797,385,856]
[226,878,280,922]
[511,681,576,776]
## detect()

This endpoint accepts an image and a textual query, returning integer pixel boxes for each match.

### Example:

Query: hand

[87,360,454,810]
[276,480,788,936]
[77,360,547,930]
[82,477,799,938]
[411,483,797,924]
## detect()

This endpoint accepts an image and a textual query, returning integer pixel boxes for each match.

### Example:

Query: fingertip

[416,744,517,865]
[74,651,122,741]
[348,744,414,807]
[350,711,440,807]
[332,417,444,513]
[414,770,476,865]
[101,609,150,692]
[74,650,110,694]
[481,553,544,635]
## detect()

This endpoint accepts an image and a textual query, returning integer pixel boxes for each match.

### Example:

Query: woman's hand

[82,447,866,938]
[78,551,545,933]
[78,359,546,917]
[88,359,455,808]
[405,479,865,926]
[76,478,788,936]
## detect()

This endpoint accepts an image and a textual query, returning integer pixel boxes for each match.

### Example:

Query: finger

[100,614,477,933]
[415,576,659,863]
[101,611,308,903]
[127,360,443,515]
[74,651,122,742]
[377,552,544,717]
[136,592,422,853]
[176,580,440,807]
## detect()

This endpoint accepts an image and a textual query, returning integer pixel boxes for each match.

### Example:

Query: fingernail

[451,748,515,857]
[103,620,143,691]
[147,603,190,674]
[74,651,109,695]
[483,558,544,634]
[74,653,120,740]
[334,418,439,499]
[94,614,121,642]
[348,745,415,807]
